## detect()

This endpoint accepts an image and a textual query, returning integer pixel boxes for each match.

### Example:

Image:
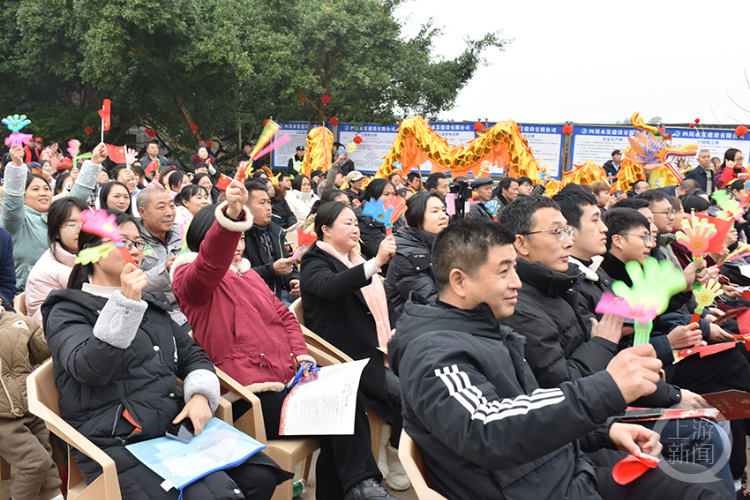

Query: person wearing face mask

[1,143,104,291]
[25,197,89,323]
[385,193,448,321]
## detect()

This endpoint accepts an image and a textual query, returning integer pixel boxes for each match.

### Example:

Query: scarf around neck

[315,241,392,365]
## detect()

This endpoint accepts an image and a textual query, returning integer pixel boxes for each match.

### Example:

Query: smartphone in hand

[165,420,194,443]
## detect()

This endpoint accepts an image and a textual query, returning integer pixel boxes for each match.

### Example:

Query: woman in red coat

[172,180,394,500]
[714,148,747,189]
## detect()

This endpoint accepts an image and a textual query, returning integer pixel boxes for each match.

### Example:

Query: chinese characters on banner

[571,126,750,170]
[271,122,332,170]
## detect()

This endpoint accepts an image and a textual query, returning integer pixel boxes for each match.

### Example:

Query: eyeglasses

[651,209,676,218]
[620,232,654,245]
[521,225,574,242]
[119,238,147,251]
[61,222,82,232]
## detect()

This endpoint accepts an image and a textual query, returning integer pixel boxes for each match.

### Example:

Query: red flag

[98,99,111,131]
[694,213,733,254]
[105,144,127,164]
[215,174,233,191]
[145,159,159,176]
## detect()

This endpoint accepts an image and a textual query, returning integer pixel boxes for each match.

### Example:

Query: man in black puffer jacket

[498,196,622,388]
[389,219,729,500]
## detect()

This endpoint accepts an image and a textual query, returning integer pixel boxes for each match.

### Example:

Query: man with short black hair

[405,172,422,194]
[139,141,169,173]
[424,172,450,197]
[495,176,519,206]
[389,218,729,500]
[498,195,623,387]
[603,150,622,178]
[243,180,300,301]
[554,191,735,493]
[516,176,533,196]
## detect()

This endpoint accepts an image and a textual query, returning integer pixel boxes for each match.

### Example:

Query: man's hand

[722,284,742,298]
[289,279,300,298]
[120,263,148,301]
[172,393,212,436]
[726,227,738,247]
[609,422,662,458]
[590,314,624,343]
[333,154,345,166]
[672,389,708,410]
[606,345,662,403]
[165,256,177,272]
[225,180,248,219]
[682,260,706,290]
[667,323,702,349]
[90,142,108,165]
[273,257,294,276]
[9,144,23,166]
[375,235,397,269]
[708,324,734,343]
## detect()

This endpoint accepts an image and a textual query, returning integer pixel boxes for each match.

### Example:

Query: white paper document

[279,358,369,436]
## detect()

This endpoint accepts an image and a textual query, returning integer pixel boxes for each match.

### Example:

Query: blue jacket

[0,228,16,304]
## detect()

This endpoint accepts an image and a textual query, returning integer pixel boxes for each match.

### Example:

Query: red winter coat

[172,202,312,393]
[715,165,748,189]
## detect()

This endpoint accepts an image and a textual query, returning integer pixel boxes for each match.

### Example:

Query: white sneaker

[384,445,411,491]
[377,423,391,479]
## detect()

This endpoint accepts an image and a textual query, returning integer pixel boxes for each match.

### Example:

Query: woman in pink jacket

[25,197,89,322]
[172,180,394,500]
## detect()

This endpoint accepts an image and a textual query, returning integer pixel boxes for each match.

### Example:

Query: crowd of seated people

[1,137,749,500]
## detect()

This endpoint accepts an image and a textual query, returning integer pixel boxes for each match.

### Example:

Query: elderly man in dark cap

[469,177,496,219]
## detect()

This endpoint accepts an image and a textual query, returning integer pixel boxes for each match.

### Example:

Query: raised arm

[69,143,105,202]
[1,145,27,235]
[172,181,250,307]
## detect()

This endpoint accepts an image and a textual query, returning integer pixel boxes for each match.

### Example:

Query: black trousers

[596,461,732,499]
[233,390,380,500]
[74,446,281,500]
[384,368,402,448]
[669,346,750,479]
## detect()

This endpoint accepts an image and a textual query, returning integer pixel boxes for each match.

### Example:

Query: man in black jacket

[497,195,623,388]
[389,218,728,500]
[603,149,623,179]
[553,188,735,492]
[468,177,495,219]
[243,181,299,302]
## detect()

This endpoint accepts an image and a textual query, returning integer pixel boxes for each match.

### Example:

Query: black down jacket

[41,289,216,450]
[499,259,618,389]
[384,226,438,322]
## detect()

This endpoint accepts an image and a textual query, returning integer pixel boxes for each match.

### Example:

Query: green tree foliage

[0,0,506,157]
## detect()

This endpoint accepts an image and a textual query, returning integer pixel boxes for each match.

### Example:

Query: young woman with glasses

[24,197,90,323]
